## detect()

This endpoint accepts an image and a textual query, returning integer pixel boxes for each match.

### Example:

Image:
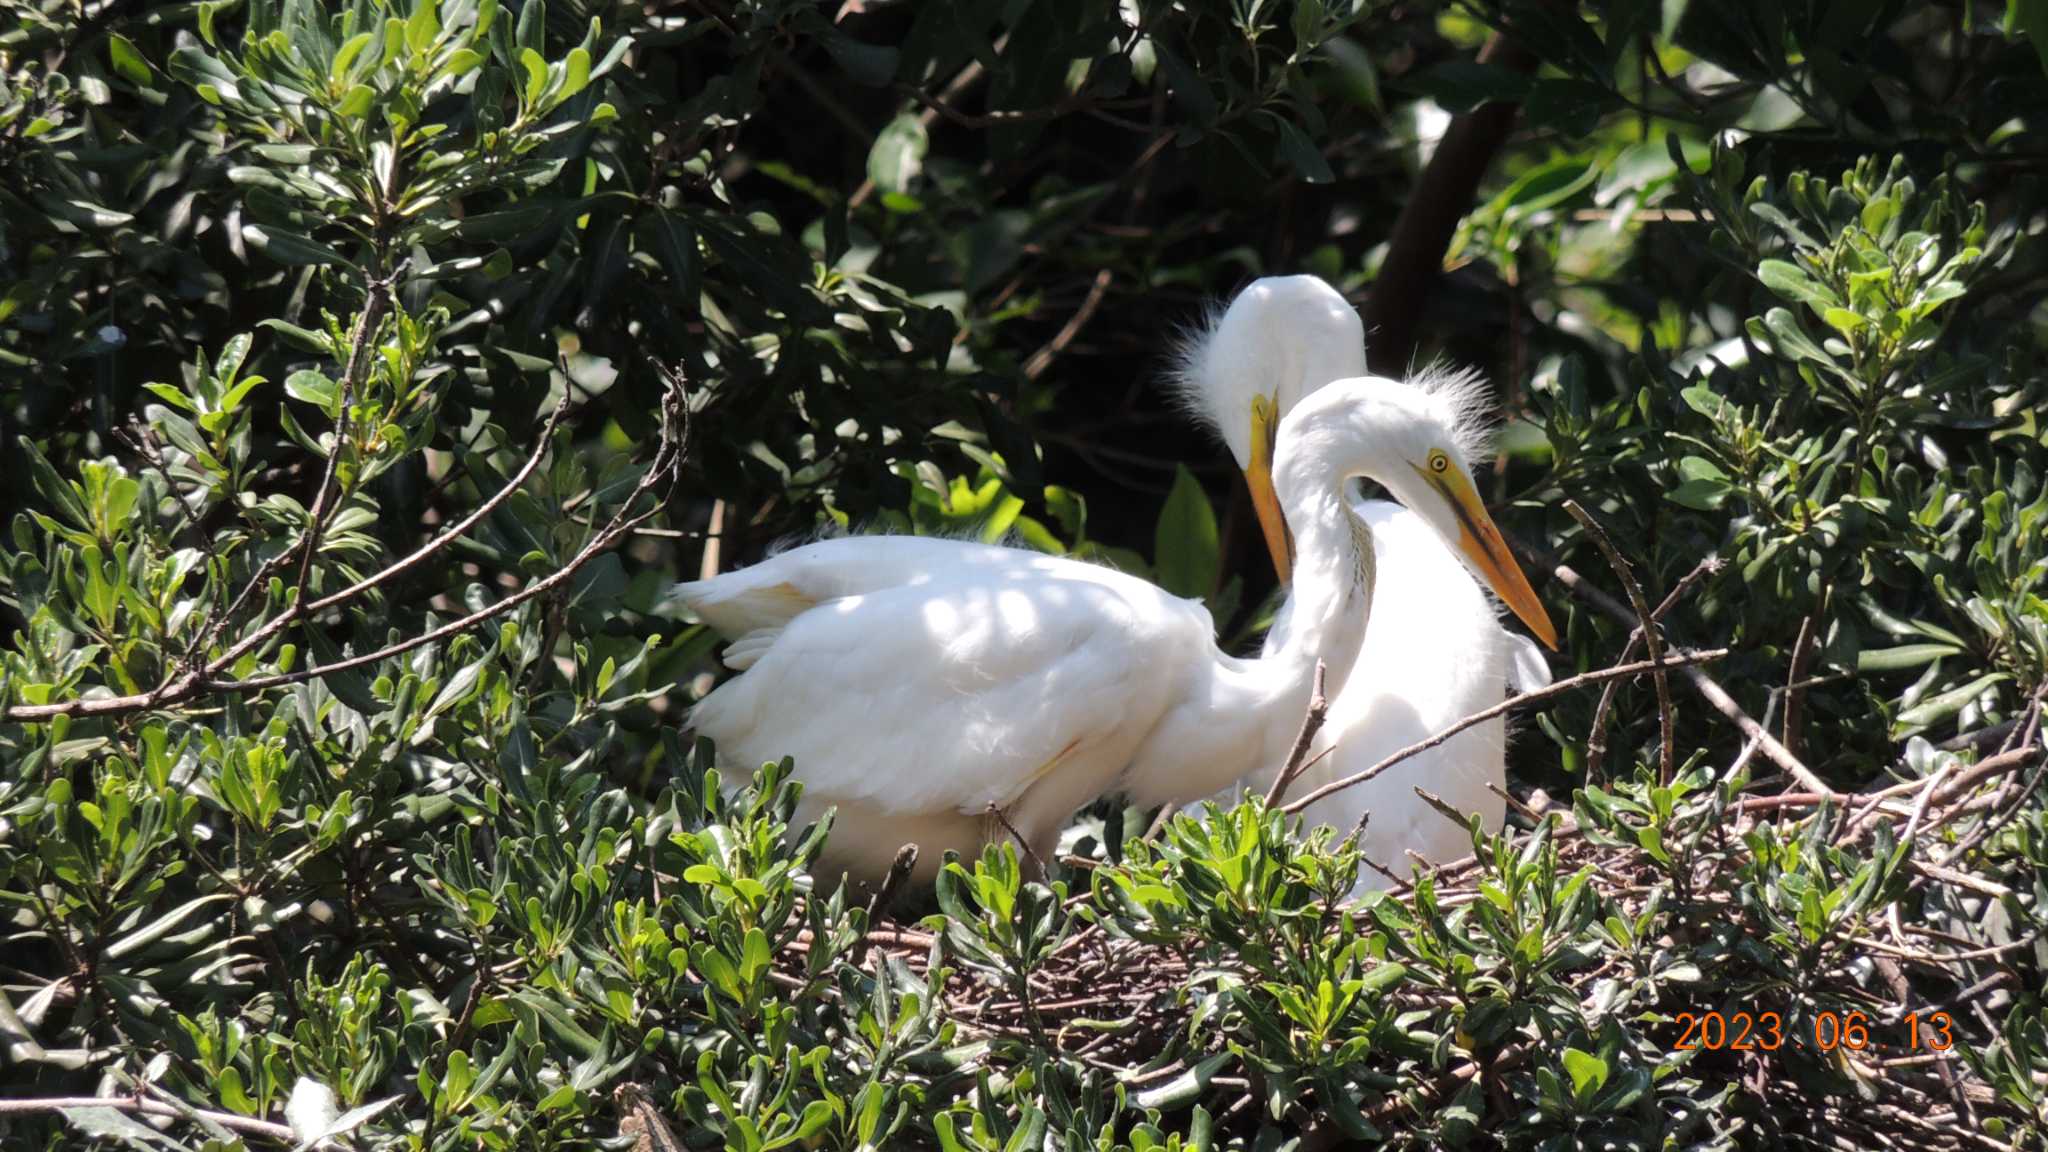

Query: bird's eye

[1429,450,1449,473]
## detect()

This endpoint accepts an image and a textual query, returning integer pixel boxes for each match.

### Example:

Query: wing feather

[684,539,1209,819]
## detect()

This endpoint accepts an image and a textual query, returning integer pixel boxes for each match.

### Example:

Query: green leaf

[560,46,591,99]
[1560,1047,1609,1099]
[1133,1052,1234,1110]
[107,34,152,86]
[1267,113,1334,184]
[1757,307,1839,369]
[1893,673,2008,733]
[2010,0,2048,76]
[406,0,442,55]
[241,224,352,268]
[20,437,92,530]
[1857,643,1961,673]
[519,48,549,106]
[331,31,375,84]
[1153,465,1219,602]
[1677,455,1727,482]
[866,113,929,196]
[337,83,375,117]
[1757,259,1837,310]
[1665,479,1729,511]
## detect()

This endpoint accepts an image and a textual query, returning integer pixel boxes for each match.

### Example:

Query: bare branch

[1564,500,1675,783]
[1263,659,1328,807]
[1282,649,1730,816]
[2,372,685,722]
[1508,533,1835,795]
[0,1095,296,1144]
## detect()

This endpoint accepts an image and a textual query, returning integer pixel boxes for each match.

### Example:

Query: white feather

[285,1077,340,1149]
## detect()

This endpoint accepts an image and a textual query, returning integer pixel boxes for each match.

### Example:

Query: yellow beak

[1246,394,1295,584]
[1414,460,1560,650]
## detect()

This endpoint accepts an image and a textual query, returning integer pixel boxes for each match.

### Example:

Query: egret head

[1275,371,1559,650]
[1172,276,1366,582]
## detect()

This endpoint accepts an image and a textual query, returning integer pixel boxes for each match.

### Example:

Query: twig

[302,392,572,617]
[1585,555,1720,778]
[289,276,396,605]
[194,276,396,663]
[859,844,920,956]
[986,802,1048,876]
[849,57,991,210]
[1485,780,1543,823]
[1363,32,1537,373]
[3,372,685,720]
[1900,758,1961,846]
[1564,500,1674,783]
[1414,787,1476,833]
[1282,649,1729,815]
[1512,535,1836,795]
[1262,660,1328,806]
[1023,268,1113,381]
[1784,610,1817,757]
[0,1095,296,1143]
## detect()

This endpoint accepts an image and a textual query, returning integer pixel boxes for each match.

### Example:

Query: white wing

[678,537,1214,820]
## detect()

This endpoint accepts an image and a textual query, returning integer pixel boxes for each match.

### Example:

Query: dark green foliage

[3,0,2047,1148]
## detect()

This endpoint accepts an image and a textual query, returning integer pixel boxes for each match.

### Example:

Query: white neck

[1120,465,1374,808]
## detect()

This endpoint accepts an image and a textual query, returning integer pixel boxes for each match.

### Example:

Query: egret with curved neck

[1174,275,1557,886]
[673,375,1547,885]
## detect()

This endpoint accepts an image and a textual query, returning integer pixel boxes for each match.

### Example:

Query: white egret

[1173,275,1556,886]
[672,374,1553,886]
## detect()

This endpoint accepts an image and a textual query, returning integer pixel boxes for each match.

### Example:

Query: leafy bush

[2,0,2045,1149]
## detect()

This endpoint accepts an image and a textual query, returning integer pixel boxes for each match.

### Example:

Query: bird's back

[674,535,1219,881]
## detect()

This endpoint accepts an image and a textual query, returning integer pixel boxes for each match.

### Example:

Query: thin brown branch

[1564,500,1674,783]
[860,844,920,948]
[1784,610,1817,756]
[986,801,1048,876]
[305,391,572,615]
[1510,534,1836,795]
[289,277,394,604]
[1023,267,1113,381]
[1586,554,1720,778]
[848,59,989,211]
[3,374,685,721]
[1363,32,1536,373]
[1282,649,1730,815]
[0,1095,296,1144]
[192,280,394,662]
[1263,660,1328,807]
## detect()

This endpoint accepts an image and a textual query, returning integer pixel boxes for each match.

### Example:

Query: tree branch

[1507,534,1837,795]
[1363,33,1537,373]
[1263,659,1328,806]
[1564,500,1675,783]
[0,1095,296,1144]
[1281,648,1729,816]
[2,374,684,722]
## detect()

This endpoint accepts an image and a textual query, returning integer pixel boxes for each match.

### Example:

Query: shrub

[2,0,2044,1149]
